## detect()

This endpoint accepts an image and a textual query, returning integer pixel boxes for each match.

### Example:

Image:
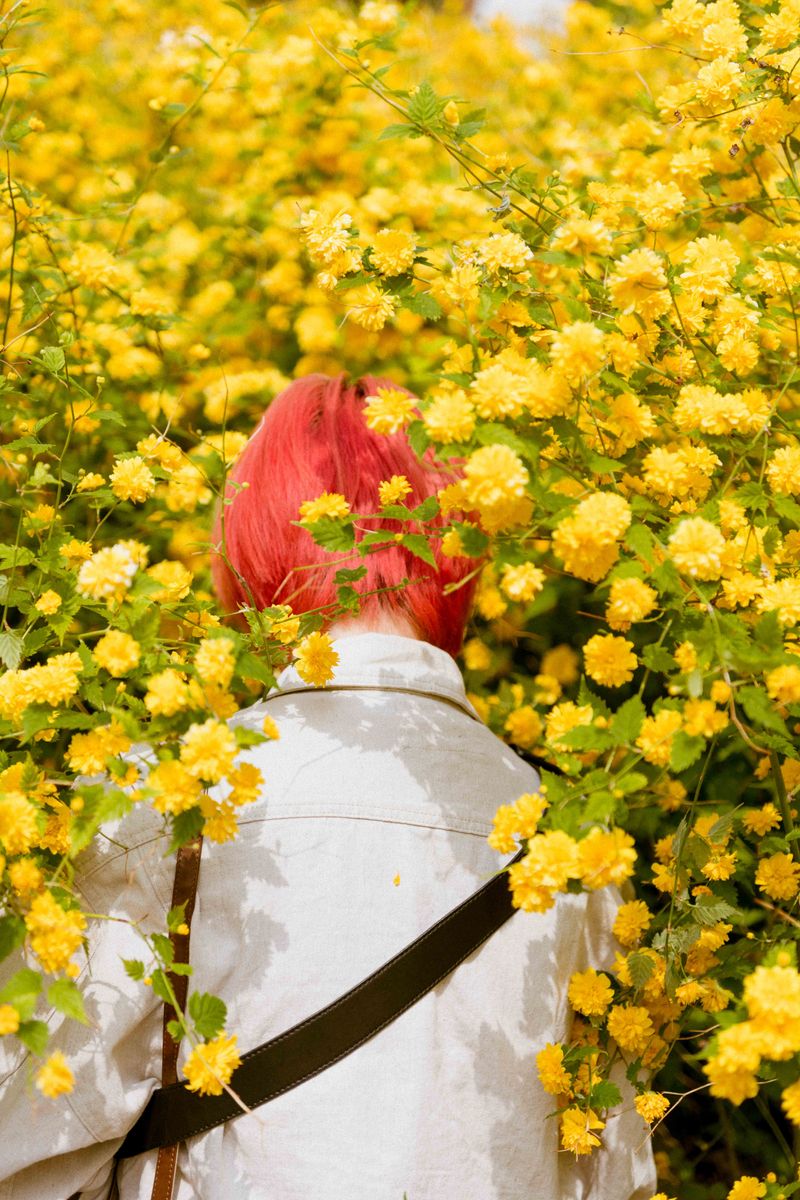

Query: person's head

[211,373,477,656]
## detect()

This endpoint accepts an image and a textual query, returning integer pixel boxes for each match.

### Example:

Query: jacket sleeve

[0,809,170,1200]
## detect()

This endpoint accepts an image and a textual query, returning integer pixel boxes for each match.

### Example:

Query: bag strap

[119,841,526,1162]
[149,835,204,1200]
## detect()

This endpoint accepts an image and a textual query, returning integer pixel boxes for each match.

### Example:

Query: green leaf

[334,566,368,584]
[234,726,267,748]
[38,345,65,373]
[692,895,739,926]
[150,969,173,1004]
[589,1080,623,1110]
[407,419,430,459]
[123,959,145,981]
[0,968,41,1020]
[188,991,227,1039]
[0,544,35,569]
[627,951,656,989]
[47,979,88,1023]
[410,495,440,521]
[151,933,175,968]
[402,291,442,320]
[408,80,439,126]
[642,644,675,673]
[669,730,706,773]
[0,914,25,962]
[302,517,356,552]
[169,807,205,852]
[0,629,24,670]
[452,522,489,556]
[610,696,646,744]
[739,685,790,735]
[401,533,437,567]
[17,1019,48,1055]
[166,1017,185,1042]
[237,652,276,688]
[377,123,417,141]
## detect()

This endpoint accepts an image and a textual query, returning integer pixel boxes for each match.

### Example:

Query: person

[0,374,656,1199]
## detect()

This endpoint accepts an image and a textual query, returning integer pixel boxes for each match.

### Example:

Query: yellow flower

[267,606,301,645]
[0,1003,20,1035]
[36,1050,75,1098]
[195,636,237,689]
[634,1092,670,1124]
[568,968,614,1017]
[755,852,800,901]
[500,563,545,603]
[8,857,44,895]
[147,759,203,816]
[146,560,193,603]
[66,721,130,775]
[606,1004,654,1056]
[299,492,351,522]
[25,891,86,974]
[370,228,416,276]
[423,389,475,443]
[741,804,781,837]
[294,631,339,686]
[504,705,542,749]
[346,284,397,331]
[613,899,652,948]
[34,590,62,615]
[378,474,412,506]
[262,715,280,740]
[0,792,40,855]
[583,634,638,687]
[109,455,156,503]
[462,444,532,533]
[183,1033,242,1096]
[536,1042,571,1095]
[144,668,190,716]
[76,543,138,603]
[668,517,726,580]
[180,720,239,784]
[477,231,533,276]
[550,321,606,386]
[578,827,637,889]
[92,629,141,676]
[765,664,800,704]
[560,1105,605,1155]
[635,708,683,766]
[781,1079,800,1126]
[726,1178,766,1200]
[363,387,416,435]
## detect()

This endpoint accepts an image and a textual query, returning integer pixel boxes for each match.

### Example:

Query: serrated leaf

[410,495,440,521]
[627,951,656,989]
[123,958,145,981]
[669,730,706,773]
[610,696,646,744]
[739,685,790,735]
[452,522,489,556]
[17,1018,48,1054]
[301,517,356,552]
[378,123,417,141]
[334,566,368,584]
[641,644,675,673]
[237,652,276,688]
[408,80,439,126]
[47,978,88,1023]
[0,914,25,962]
[169,807,205,852]
[0,968,41,1019]
[0,629,24,670]
[402,291,441,320]
[188,991,227,1039]
[151,933,175,968]
[692,896,738,926]
[166,1017,185,1042]
[401,533,437,567]
[589,1080,623,1109]
[150,969,173,1004]
[38,345,65,373]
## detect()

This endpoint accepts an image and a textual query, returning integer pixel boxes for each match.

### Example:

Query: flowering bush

[2,0,800,1193]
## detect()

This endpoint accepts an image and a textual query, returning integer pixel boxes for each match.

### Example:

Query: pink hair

[211,374,476,657]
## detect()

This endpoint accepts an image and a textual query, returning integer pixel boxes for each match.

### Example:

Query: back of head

[212,373,476,656]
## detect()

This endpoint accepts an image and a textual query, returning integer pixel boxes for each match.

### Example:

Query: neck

[326,610,421,641]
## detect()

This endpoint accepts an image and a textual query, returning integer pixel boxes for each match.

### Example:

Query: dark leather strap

[149,836,203,1200]
[118,842,526,1159]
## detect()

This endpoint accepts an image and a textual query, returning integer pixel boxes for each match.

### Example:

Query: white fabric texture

[0,632,656,1200]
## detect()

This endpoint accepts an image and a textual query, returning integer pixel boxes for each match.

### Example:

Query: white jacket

[0,633,656,1200]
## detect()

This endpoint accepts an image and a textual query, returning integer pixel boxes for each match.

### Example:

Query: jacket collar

[273,632,478,719]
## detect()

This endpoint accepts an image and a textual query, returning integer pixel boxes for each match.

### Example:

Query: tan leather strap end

[150,834,203,1200]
